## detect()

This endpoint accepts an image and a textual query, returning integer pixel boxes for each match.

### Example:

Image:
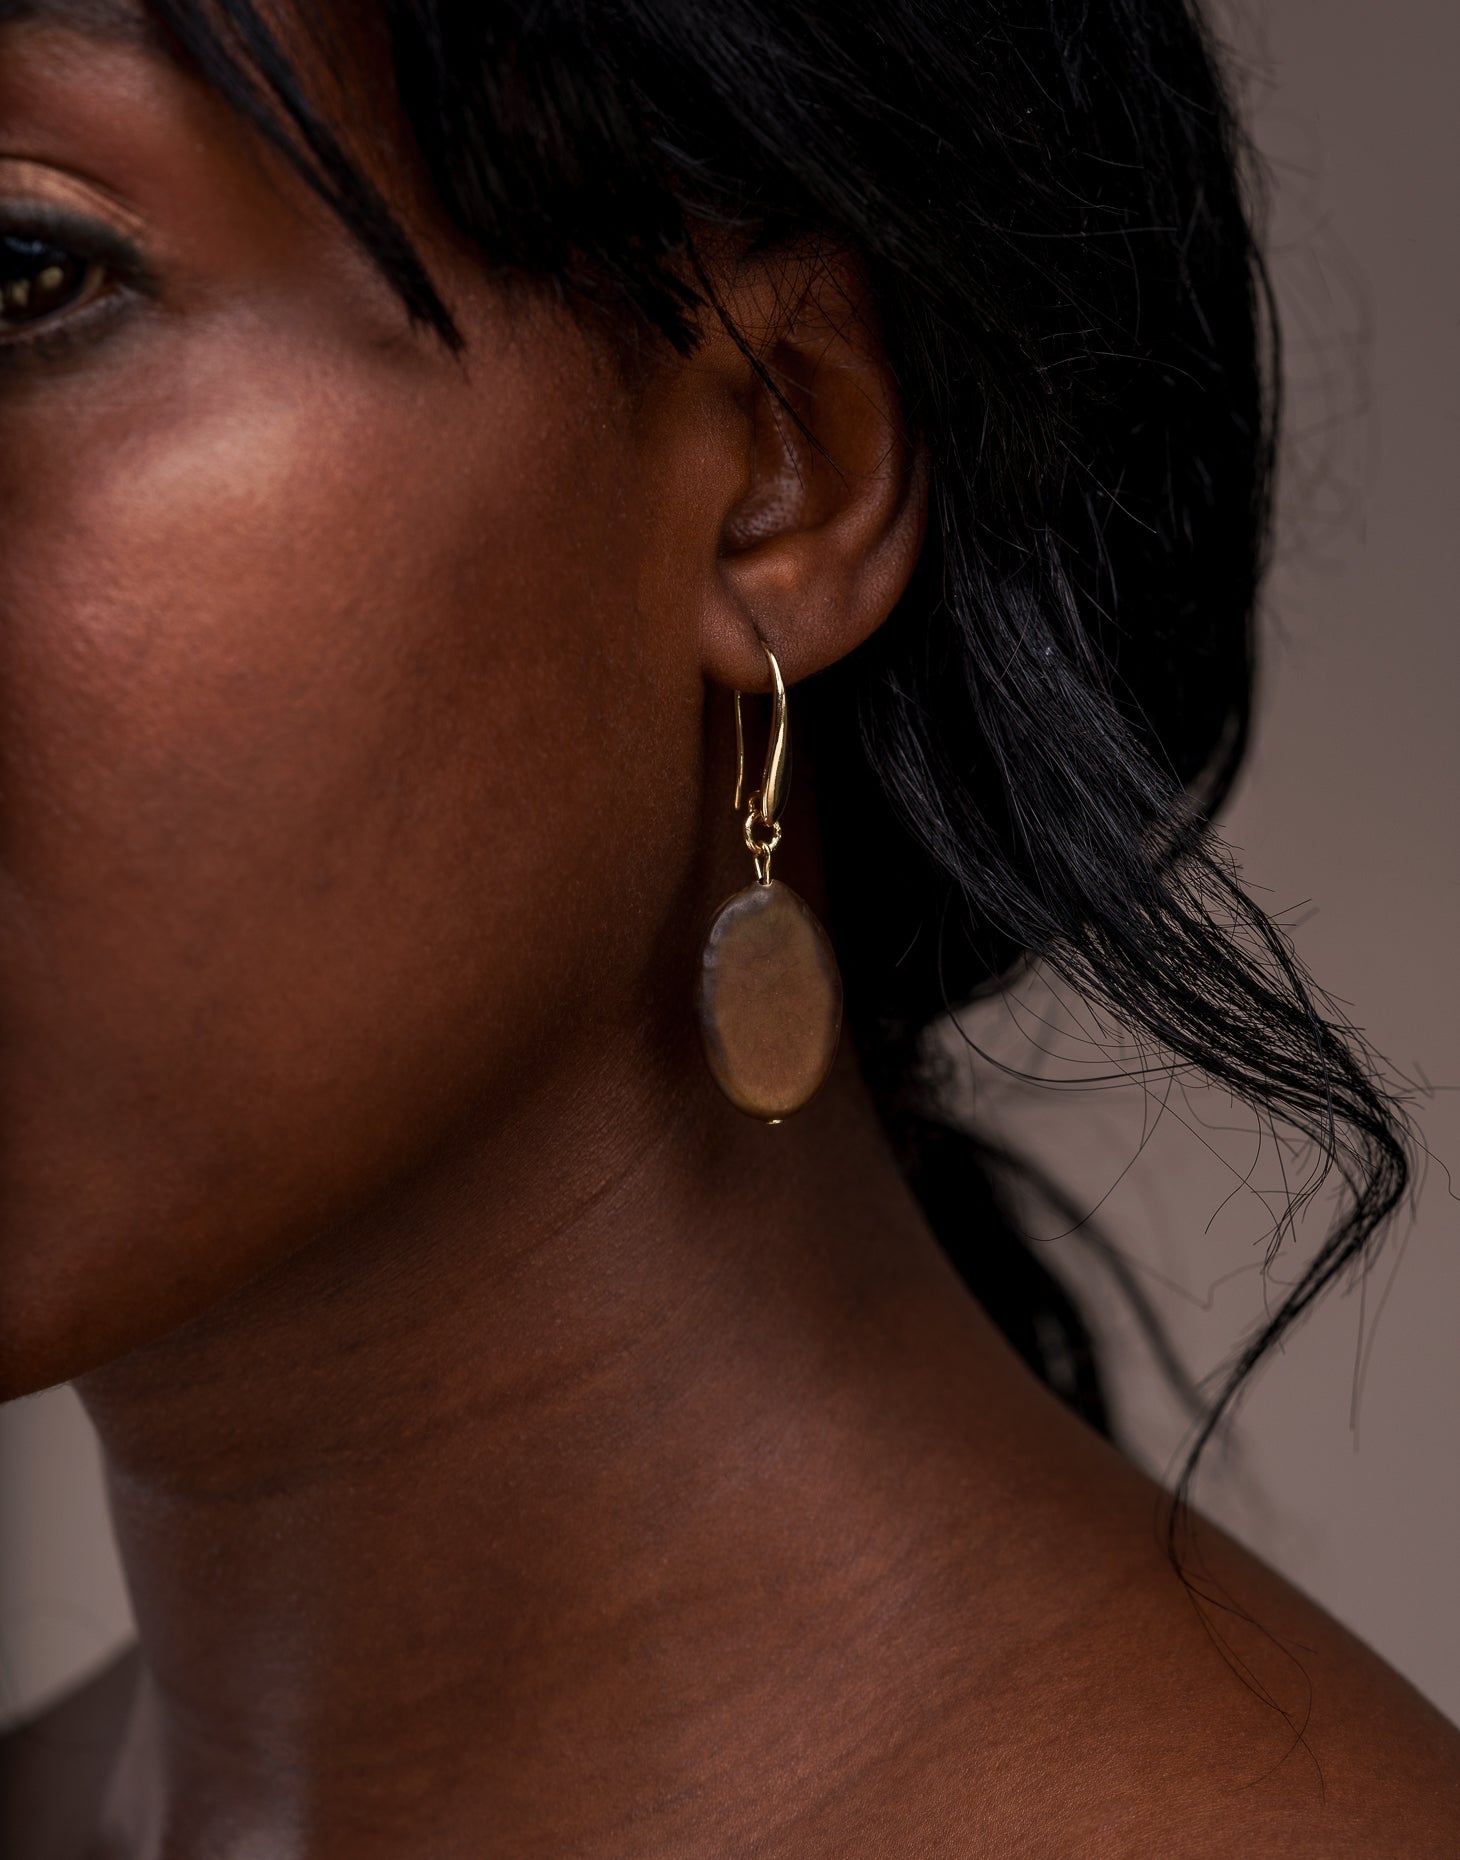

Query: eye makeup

[0,197,160,368]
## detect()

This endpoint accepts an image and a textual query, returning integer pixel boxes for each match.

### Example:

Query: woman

[1,0,1456,1853]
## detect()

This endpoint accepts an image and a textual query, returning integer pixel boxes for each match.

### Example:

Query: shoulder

[835,1385,1460,1860]
[1170,1512,1460,1857]
[0,1644,139,1860]
[976,1479,1460,1858]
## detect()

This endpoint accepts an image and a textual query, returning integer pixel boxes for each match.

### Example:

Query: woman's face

[0,6,766,1396]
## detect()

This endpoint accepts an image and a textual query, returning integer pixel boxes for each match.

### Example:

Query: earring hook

[733,637,791,828]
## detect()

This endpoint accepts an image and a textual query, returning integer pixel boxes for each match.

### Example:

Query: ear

[692,246,929,693]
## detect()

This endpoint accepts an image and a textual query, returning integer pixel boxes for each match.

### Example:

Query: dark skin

[1,7,1457,1857]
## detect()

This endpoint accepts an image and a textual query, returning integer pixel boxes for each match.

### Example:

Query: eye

[0,234,110,335]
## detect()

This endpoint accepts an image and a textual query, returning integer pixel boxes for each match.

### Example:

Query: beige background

[2,0,1457,1732]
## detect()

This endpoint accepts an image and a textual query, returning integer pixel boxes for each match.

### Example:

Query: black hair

[143,0,1411,1625]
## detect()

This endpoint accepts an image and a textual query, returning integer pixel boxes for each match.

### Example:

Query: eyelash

[0,210,157,367]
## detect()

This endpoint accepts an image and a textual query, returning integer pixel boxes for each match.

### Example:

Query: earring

[695,638,843,1123]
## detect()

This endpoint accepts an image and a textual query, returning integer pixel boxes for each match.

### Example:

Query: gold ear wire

[733,639,792,884]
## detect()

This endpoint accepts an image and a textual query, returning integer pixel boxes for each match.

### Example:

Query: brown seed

[695,880,843,1122]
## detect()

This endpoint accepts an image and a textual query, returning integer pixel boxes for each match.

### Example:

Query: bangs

[140,0,727,357]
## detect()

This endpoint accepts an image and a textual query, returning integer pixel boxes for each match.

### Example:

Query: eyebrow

[0,0,164,49]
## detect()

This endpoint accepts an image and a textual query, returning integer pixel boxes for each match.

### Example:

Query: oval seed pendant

[695,640,843,1123]
[697,878,843,1122]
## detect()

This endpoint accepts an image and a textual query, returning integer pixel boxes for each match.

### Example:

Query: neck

[77,1039,1087,1858]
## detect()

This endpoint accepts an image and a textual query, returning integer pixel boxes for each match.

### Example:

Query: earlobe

[699,252,929,693]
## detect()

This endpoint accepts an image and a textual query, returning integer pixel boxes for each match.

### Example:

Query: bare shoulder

[0,1645,139,1860]
[939,1457,1460,1859]
[1075,1506,1460,1857]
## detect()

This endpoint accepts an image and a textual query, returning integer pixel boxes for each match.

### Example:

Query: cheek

[0,318,680,1392]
